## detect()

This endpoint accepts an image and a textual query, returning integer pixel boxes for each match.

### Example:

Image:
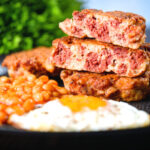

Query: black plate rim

[0,124,150,137]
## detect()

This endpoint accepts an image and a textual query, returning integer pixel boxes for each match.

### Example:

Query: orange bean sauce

[0,75,68,124]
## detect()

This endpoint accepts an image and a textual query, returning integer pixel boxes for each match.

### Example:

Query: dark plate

[0,55,150,150]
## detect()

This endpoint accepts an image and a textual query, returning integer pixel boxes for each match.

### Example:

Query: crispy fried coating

[61,70,150,102]
[2,47,60,78]
[141,43,150,51]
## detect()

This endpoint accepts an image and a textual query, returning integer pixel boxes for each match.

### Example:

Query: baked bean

[33,93,44,103]
[0,76,10,83]
[41,91,51,101]
[24,86,32,94]
[0,112,7,124]
[47,80,58,86]
[5,107,15,115]
[12,105,25,115]
[35,80,44,86]
[54,86,68,94]
[23,99,35,112]
[38,76,49,83]
[32,86,42,94]
[52,91,60,97]
[0,104,6,111]
[27,74,36,82]
[42,83,53,91]
[21,94,32,101]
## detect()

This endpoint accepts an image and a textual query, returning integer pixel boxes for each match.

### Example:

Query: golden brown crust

[61,70,150,102]
[2,47,60,78]
[75,9,145,23]
[53,36,145,51]
[141,43,150,51]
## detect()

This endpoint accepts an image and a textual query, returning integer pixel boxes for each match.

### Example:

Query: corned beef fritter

[52,36,150,77]
[59,9,146,49]
[61,70,150,102]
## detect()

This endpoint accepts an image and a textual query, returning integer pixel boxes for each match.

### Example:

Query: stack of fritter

[54,9,150,101]
[3,9,150,102]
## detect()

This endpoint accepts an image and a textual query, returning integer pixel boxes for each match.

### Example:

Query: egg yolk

[60,95,106,112]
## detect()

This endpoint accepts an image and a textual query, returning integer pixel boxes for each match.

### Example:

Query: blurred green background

[0,0,83,54]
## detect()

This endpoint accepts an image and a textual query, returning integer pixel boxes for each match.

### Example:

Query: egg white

[9,99,150,132]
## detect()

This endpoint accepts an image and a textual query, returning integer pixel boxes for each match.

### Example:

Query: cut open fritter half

[52,36,150,78]
[59,9,146,49]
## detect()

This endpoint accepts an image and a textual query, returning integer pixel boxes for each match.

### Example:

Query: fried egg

[9,95,150,132]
